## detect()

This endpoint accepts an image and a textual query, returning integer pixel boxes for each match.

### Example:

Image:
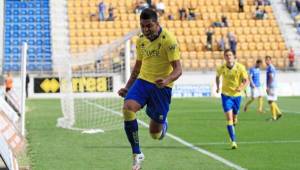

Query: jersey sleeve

[165,35,180,61]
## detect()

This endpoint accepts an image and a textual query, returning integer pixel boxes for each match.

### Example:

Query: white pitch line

[86,101,246,170]
[195,140,300,146]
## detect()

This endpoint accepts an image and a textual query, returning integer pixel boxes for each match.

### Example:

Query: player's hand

[235,87,242,92]
[155,78,169,88]
[118,88,128,97]
[216,88,220,93]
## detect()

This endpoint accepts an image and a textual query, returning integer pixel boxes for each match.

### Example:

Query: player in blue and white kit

[265,56,282,121]
[243,59,264,113]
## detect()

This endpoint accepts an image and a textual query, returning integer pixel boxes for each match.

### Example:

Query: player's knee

[150,132,161,140]
[227,120,233,125]
[123,109,136,121]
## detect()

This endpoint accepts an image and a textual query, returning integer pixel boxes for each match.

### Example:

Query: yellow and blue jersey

[136,28,180,88]
[216,62,248,97]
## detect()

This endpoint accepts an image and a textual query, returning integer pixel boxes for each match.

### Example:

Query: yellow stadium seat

[256,43,264,50]
[246,35,253,42]
[251,27,258,34]
[273,27,281,34]
[189,52,197,60]
[279,42,286,50]
[258,27,265,34]
[191,60,199,69]
[271,42,278,50]
[233,20,241,27]
[248,42,256,50]
[264,43,271,50]
[181,52,189,59]
[261,35,268,43]
[243,27,250,34]
[183,60,192,69]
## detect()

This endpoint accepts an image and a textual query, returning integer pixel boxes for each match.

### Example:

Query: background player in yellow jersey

[118,8,182,170]
[216,49,249,149]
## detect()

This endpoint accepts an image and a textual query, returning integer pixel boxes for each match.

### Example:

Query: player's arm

[216,75,221,93]
[235,66,249,92]
[235,78,249,92]
[266,72,273,94]
[249,73,255,88]
[155,60,182,88]
[118,60,142,97]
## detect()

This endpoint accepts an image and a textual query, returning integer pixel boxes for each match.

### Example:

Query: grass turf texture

[25,97,300,170]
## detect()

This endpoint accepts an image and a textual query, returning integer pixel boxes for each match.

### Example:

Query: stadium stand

[4,0,52,72]
[67,0,288,70]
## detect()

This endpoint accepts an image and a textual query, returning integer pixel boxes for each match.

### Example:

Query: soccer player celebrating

[243,59,264,113]
[265,56,282,121]
[216,49,249,149]
[118,8,182,170]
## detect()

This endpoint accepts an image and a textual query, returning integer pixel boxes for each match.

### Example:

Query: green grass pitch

[25,97,300,170]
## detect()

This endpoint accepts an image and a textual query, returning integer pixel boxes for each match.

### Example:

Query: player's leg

[267,88,281,120]
[123,100,142,154]
[243,97,254,112]
[149,119,164,139]
[221,94,237,149]
[123,79,149,169]
[146,85,171,140]
[258,96,264,113]
[243,88,255,112]
[268,100,277,120]
[231,96,242,149]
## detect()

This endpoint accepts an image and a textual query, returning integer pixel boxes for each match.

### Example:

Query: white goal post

[57,30,140,133]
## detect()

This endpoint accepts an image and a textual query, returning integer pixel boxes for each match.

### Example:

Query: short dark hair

[140,8,158,22]
[256,59,262,64]
[265,55,272,60]
[224,49,233,55]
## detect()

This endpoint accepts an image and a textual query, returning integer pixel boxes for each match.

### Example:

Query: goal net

[57,30,139,133]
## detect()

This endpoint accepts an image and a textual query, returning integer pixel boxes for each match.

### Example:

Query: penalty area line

[86,101,246,170]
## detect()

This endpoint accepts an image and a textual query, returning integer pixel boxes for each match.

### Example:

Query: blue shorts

[221,94,242,115]
[125,79,172,123]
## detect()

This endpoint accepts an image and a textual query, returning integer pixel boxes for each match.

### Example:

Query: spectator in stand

[5,73,13,101]
[134,0,149,14]
[296,0,300,12]
[188,6,196,20]
[217,35,227,51]
[155,0,165,16]
[168,13,174,20]
[107,3,116,21]
[238,0,244,12]
[228,32,237,55]
[179,7,187,20]
[98,1,106,21]
[255,0,265,6]
[206,27,214,51]
[288,47,295,68]
[254,6,264,19]
[221,15,229,27]
[264,0,271,5]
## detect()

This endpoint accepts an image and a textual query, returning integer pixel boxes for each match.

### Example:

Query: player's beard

[145,32,159,41]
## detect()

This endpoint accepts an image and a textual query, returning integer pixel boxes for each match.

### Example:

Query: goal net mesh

[57,30,139,133]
